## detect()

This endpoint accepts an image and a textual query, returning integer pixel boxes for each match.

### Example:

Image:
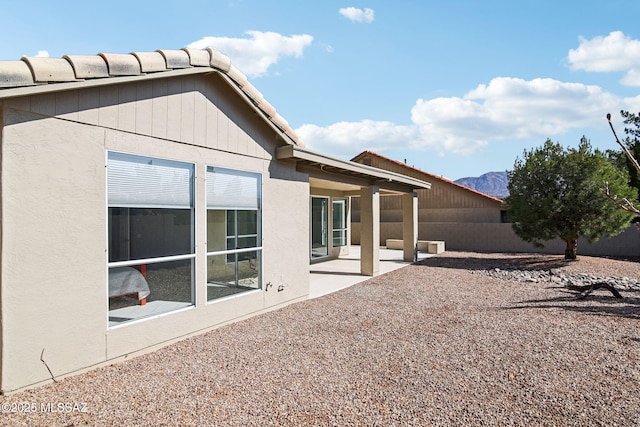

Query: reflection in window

[107,152,195,326]
[226,210,258,262]
[108,208,192,261]
[206,167,262,301]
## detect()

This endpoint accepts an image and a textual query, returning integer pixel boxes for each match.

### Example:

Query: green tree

[506,137,636,259]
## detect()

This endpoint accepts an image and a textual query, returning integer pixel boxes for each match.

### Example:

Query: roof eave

[215,72,300,147]
[0,66,301,148]
[276,145,431,192]
[0,66,214,100]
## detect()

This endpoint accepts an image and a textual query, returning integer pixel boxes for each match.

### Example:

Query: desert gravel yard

[2,251,640,426]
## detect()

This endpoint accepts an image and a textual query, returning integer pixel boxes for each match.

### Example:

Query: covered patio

[276,145,432,278]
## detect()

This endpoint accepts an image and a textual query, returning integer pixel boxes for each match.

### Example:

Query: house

[350,150,640,257]
[0,48,430,393]
[350,151,507,248]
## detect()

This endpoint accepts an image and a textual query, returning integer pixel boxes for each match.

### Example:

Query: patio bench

[386,239,445,254]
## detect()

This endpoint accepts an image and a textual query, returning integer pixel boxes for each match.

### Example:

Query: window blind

[108,152,194,209]
[207,166,261,210]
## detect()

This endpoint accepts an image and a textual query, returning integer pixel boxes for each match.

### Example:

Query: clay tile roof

[207,48,231,72]
[131,51,167,73]
[181,48,210,67]
[0,61,35,87]
[21,56,78,83]
[98,53,142,76]
[64,55,109,78]
[0,47,304,147]
[157,49,191,69]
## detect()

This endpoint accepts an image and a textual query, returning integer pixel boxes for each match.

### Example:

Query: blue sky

[2,0,640,180]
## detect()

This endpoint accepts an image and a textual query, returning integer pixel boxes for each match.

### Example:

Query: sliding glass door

[310,197,329,259]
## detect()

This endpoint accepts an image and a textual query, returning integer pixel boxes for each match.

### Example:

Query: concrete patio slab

[309,246,435,299]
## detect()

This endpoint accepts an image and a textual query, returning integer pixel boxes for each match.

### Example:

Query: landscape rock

[473,267,640,291]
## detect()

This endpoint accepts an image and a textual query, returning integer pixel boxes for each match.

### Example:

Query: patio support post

[360,185,380,276]
[402,191,418,262]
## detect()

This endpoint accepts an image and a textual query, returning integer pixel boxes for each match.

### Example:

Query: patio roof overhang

[276,145,431,195]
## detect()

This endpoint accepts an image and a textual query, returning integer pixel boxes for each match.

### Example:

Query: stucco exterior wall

[419,222,640,257]
[0,74,310,392]
[1,108,107,391]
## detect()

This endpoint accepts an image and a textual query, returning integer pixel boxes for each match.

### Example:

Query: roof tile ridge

[0,46,306,148]
[20,56,79,83]
[98,52,142,76]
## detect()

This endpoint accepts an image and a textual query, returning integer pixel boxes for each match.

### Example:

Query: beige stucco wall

[351,222,640,257]
[1,108,107,391]
[0,74,310,393]
[419,222,640,257]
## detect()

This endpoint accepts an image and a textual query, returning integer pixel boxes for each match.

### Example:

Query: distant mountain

[455,171,509,199]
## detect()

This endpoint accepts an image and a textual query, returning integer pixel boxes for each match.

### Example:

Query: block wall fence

[351,223,640,258]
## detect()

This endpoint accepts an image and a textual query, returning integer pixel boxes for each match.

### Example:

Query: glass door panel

[332,198,347,247]
[311,197,329,259]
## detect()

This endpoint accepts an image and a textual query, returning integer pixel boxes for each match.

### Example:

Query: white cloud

[296,77,633,157]
[339,7,375,23]
[188,31,313,78]
[622,94,640,115]
[413,77,621,152]
[620,69,640,87]
[568,31,640,86]
[35,50,49,57]
[297,120,416,156]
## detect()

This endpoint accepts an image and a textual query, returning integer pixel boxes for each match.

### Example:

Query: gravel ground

[2,251,640,426]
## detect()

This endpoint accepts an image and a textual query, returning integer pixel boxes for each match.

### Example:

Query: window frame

[106,151,197,328]
[310,196,330,259]
[225,209,260,264]
[205,166,263,301]
[332,197,349,248]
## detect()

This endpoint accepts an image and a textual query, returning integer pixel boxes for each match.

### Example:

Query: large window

[332,198,348,247]
[206,167,262,301]
[107,152,195,326]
